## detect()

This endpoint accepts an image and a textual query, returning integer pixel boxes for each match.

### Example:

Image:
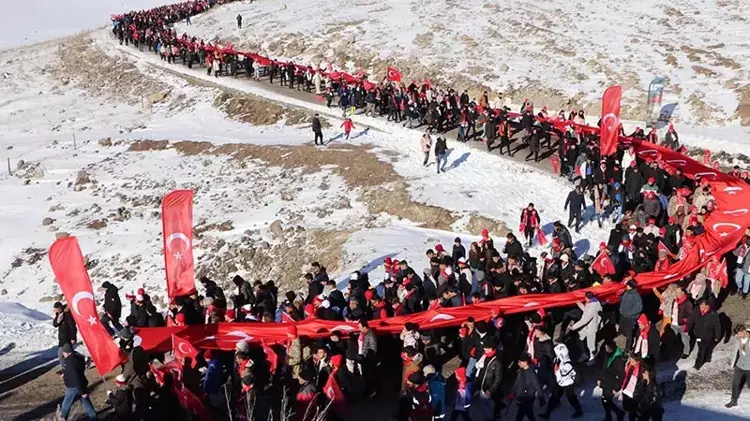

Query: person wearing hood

[541,344,583,419]
[53,301,78,371]
[450,367,473,421]
[424,365,446,420]
[568,292,602,364]
[402,371,433,421]
[598,341,626,421]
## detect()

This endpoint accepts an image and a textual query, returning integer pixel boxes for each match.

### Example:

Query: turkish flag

[162,190,196,298]
[591,250,615,277]
[49,237,126,375]
[172,334,199,368]
[600,86,622,156]
[387,66,402,83]
[324,370,346,403]
[712,258,729,288]
[261,340,279,375]
[151,362,210,421]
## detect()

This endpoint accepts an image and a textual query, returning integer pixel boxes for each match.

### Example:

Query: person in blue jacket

[203,350,225,410]
[424,365,446,420]
[451,366,473,421]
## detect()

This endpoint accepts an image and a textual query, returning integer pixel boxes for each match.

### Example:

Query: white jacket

[570,298,602,336]
[553,344,577,387]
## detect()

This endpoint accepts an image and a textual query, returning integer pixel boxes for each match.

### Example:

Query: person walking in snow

[236,14,243,29]
[568,291,602,364]
[564,185,587,233]
[312,114,324,145]
[341,117,355,141]
[435,136,448,173]
[726,324,750,408]
[421,134,432,166]
[53,301,77,372]
[519,203,541,247]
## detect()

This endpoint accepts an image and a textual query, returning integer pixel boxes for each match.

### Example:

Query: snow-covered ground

[0,1,749,417]
[176,0,750,132]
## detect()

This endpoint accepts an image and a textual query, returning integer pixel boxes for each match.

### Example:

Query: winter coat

[730,337,750,370]
[359,330,378,359]
[475,354,502,396]
[570,298,602,337]
[452,244,466,262]
[427,374,446,419]
[203,357,224,395]
[435,138,448,156]
[202,280,225,301]
[63,352,89,394]
[598,348,626,398]
[312,117,322,133]
[634,380,663,415]
[642,197,661,220]
[103,284,122,319]
[564,190,586,215]
[555,226,573,249]
[511,367,542,403]
[735,243,750,274]
[688,308,721,342]
[421,136,432,153]
[553,345,577,387]
[619,289,643,320]
[106,387,134,419]
[54,307,77,347]
[503,240,524,260]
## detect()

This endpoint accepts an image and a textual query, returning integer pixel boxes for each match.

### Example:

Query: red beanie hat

[364,290,374,301]
[638,314,649,326]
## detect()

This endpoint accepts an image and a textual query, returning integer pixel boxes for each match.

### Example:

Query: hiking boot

[725,399,738,408]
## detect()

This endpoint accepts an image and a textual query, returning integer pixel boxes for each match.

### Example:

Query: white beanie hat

[235,340,250,354]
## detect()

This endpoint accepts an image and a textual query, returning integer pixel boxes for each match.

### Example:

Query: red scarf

[483,349,497,358]
[621,361,640,397]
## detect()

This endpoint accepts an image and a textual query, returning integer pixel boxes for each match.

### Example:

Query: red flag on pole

[49,237,126,375]
[172,334,199,368]
[591,250,615,277]
[162,190,196,298]
[536,226,548,246]
[151,362,210,421]
[324,371,346,403]
[387,66,402,83]
[600,86,622,156]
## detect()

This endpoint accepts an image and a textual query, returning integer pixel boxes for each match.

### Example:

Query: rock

[55,231,70,240]
[42,217,55,226]
[6,145,12,150]
[147,90,170,104]
[98,138,112,147]
[269,220,284,239]
[31,165,45,179]
[22,179,30,186]
[0,289,6,296]
[39,294,63,302]
[75,170,91,185]
[16,159,25,170]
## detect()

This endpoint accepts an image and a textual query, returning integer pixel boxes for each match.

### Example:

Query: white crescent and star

[71,291,95,320]
[177,342,190,354]
[166,232,191,261]
[712,222,742,237]
[601,112,618,132]
[223,331,253,341]
[429,314,455,322]
[723,209,749,216]
[332,325,355,332]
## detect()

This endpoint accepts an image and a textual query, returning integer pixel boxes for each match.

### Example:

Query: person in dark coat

[199,276,225,302]
[60,343,98,420]
[53,302,77,371]
[511,353,543,421]
[107,375,134,420]
[503,233,525,261]
[475,338,503,421]
[452,237,466,264]
[619,279,643,351]
[312,114,324,145]
[99,281,123,336]
[688,299,721,370]
[553,222,573,249]
[435,137,448,174]
[633,367,663,421]
[232,275,254,309]
[598,341,626,421]
[564,185,587,233]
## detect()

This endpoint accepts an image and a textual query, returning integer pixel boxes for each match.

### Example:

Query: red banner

[49,237,126,375]
[600,85,622,156]
[162,190,196,298]
[151,361,210,421]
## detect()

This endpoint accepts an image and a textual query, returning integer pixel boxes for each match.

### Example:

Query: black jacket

[564,190,586,214]
[452,244,466,262]
[503,240,524,260]
[54,308,77,347]
[63,352,89,394]
[103,284,122,319]
[312,117,322,133]
[511,367,542,402]
[106,387,134,419]
[598,350,626,398]
[434,138,447,156]
[688,309,721,342]
[476,354,503,395]
[202,279,225,301]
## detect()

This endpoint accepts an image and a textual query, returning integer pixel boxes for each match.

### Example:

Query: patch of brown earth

[361,182,456,231]
[692,65,717,77]
[212,91,308,125]
[734,85,750,126]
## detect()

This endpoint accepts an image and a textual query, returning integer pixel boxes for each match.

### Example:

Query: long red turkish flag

[162,190,196,298]
[591,250,616,277]
[600,86,622,156]
[49,237,126,375]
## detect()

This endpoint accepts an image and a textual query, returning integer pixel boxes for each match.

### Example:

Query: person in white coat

[621,145,636,172]
[541,344,583,419]
[313,71,322,94]
[568,291,602,364]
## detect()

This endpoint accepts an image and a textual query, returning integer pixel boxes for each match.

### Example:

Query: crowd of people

[42,2,749,421]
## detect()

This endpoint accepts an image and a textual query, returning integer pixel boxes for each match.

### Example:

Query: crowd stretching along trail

[46,1,750,421]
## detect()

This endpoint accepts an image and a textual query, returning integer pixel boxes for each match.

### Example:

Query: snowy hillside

[176,0,750,131]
